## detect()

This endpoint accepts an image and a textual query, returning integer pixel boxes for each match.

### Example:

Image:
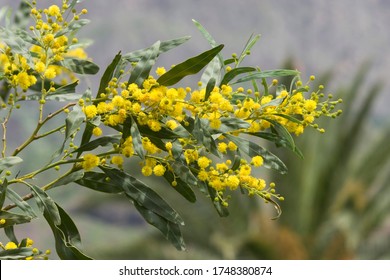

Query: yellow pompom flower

[156,67,166,76]
[227,141,238,151]
[92,127,102,136]
[5,242,18,250]
[47,5,61,17]
[141,165,153,176]
[251,155,264,167]
[82,154,100,171]
[111,155,124,167]
[197,156,211,169]
[44,66,57,79]
[84,105,98,119]
[35,61,46,73]
[153,164,166,176]
[304,100,317,112]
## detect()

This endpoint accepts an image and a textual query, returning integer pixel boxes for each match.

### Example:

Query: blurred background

[1,0,390,259]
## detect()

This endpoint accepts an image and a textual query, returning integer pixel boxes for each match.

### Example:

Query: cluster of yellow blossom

[78,68,341,204]
[0,1,89,106]
[0,237,51,260]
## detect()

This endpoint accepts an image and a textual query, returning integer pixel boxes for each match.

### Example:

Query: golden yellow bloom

[227,175,240,190]
[84,105,98,119]
[44,66,57,79]
[92,127,102,136]
[111,155,124,166]
[0,219,5,225]
[153,164,166,176]
[82,154,100,171]
[227,141,237,151]
[218,142,228,153]
[304,100,317,112]
[156,67,166,76]
[26,238,34,247]
[197,156,211,169]
[141,165,153,176]
[35,61,46,73]
[251,155,264,167]
[47,5,61,17]
[5,242,18,250]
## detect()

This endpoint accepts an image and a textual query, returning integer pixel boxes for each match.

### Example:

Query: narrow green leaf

[193,118,220,157]
[224,134,288,174]
[4,226,18,244]
[0,179,7,208]
[55,19,90,37]
[170,161,198,188]
[206,183,229,217]
[133,202,186,251]
[6,188,37,219]
[73,135,121,154]
[209,117,250,134]
[76,171,123,193]
[44,203,92,260]
[0,211,32,227]
[128,40,160,87]
[201,57,222,86]
[237,34,261,65]
[65,105,85,139]
[96,52,122,100]
[163,170,196,203]
[122,36,191,62]
[130,118,146,160]
[233,69,300,84]
[271,113,302,124]
[0,156,23,172]
[0,247,34,260]
[101,166,184,225]
[204,77,216,101]
[157,44,224,86]
[27,184,61,226]
[60,58,99,75]
[220,66,256,86]
[50,170,85,190]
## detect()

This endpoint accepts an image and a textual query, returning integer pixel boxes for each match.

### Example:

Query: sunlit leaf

[220,66,256,86]
[157,44,224,86]
[130,118,146,160]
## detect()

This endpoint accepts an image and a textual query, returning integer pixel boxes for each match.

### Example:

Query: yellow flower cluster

[79,72,341,204]
[0,237,51,260]
[0,1,89,104]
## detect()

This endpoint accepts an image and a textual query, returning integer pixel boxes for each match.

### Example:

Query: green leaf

[233,69,300,84]
[44,203,92,260]
[0,179,7,209]
[0,156,23,172]
[170,161,198,188]
[201,57,222,86]
[27,80,80,101]
[0,247,35,260]
[60,58,99,75]
[65,105,85,139]
[133,202,186,251]
[220,66,256,86]
[204,77,216,101]
[0,211,32,227]
[55,18,90,37]
[96,52,122,100]
[4,226,18,244]
[163,170,196,203]
[27,184,61,226]
[157,44,224,86]
[205,182,229,217]
[224,134,288,174]
[130,118,146,160]
[209,117,250,134]
[6,188,37,219]
[50,170,85,190]
[193,117,220,157]
[128,40,160,87]
[122,36,191,63]
[100,166,184,225]
[260,118,303,158]
[76,171,123,193]
[237,34,261,66]
[73,135,121,154]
